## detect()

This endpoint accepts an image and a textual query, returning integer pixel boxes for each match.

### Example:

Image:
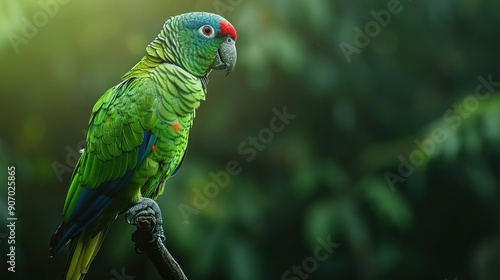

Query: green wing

[50,78,159,254]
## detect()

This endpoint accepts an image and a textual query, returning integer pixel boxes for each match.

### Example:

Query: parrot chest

[136,112,194,198]
[131,65,204,198]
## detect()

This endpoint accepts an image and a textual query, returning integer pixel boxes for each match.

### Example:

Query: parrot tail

[63,228,108,280]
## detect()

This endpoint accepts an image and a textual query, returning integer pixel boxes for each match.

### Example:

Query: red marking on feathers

[152,144,157,152]
[219,21,237,40]
[172,123,180,131]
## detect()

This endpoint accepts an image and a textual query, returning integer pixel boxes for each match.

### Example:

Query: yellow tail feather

[64,228,108,280]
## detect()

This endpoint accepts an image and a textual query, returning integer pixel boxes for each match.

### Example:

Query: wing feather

[53,78,159,251]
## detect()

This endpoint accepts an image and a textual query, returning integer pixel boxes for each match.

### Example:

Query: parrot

[49,12,237,280]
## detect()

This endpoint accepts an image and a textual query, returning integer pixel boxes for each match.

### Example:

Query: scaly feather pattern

[49,12,237,280]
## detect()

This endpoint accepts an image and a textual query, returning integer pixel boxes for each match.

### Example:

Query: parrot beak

[210,37,237,76]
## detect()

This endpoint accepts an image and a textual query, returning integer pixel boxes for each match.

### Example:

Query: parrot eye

[199,25,215,38]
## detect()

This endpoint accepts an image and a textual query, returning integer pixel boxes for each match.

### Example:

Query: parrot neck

[121,23,176,80]
[121,54,163,80]
[122,21,213,81]
[122,27,201,81]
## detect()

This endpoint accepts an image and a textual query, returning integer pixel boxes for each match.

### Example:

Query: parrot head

[162,12,237,77]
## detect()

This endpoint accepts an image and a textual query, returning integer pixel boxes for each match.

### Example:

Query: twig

[132,216,188,280]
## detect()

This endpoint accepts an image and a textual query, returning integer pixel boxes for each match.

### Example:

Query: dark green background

[1,0,500,279]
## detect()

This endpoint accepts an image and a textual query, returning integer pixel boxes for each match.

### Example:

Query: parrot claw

[125,197,165,243]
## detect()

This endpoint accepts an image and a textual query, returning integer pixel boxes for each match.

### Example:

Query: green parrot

[49,12,237,280]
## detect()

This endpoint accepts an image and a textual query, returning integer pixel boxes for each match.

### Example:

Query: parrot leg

[124,197,165,243]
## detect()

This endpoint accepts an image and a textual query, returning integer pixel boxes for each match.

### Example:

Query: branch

[132,216,188,280]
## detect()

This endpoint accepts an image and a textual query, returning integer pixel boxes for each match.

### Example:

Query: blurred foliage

[1,0,500,279]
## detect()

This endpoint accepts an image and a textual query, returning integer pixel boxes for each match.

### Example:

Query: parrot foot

[125,197,165,246]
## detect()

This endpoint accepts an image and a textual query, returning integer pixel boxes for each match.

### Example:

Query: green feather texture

[49,12,237,280]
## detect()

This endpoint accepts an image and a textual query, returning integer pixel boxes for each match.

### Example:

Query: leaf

[361,177,413,229]
[305,199,338,249]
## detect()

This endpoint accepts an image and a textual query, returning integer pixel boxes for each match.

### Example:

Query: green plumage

[49,12,237,280]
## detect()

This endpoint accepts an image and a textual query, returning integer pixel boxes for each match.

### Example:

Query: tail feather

[64,227,108,280]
